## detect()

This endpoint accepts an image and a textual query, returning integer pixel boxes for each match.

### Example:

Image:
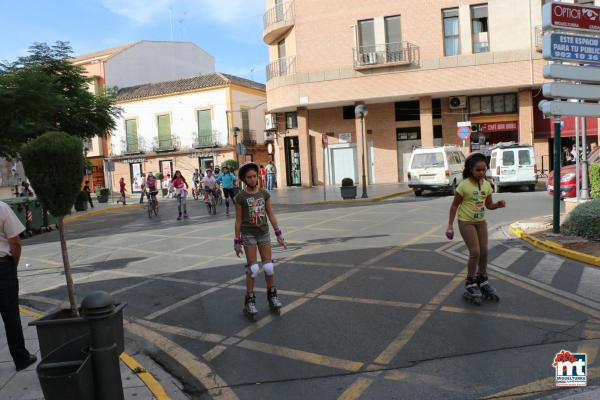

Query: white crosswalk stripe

[577,267,600,303]
[528,254,564,284]
[491,247,527,269]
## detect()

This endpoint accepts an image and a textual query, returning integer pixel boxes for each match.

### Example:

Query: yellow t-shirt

[456,178,492,222]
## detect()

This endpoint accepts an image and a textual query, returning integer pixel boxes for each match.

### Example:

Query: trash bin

[2,198,31,236]
[29,199,44,233]
[37,333,95,400]
[44,208,59,230]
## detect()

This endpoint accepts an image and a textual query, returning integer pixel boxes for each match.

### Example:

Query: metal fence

[352,42,419,68]
[266,56,296,81]
[263,0,295,31]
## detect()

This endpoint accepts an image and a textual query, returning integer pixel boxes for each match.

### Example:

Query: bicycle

[147,192,159,218]
[192,184,201,200]
[214,185,223,206]
[205,188,218,215]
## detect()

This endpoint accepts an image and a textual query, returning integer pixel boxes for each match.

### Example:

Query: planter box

[340,186,357,200]
[96,191,110,203]
[74,201,88,212]
[30,303,126,359]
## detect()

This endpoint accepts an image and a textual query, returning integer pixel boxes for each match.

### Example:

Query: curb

[281,189,413,206]
[18,305,170,400]
[64,204,143,223]
[510,226,600,267]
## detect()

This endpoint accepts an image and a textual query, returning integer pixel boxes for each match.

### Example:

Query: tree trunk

[57,216,79,316]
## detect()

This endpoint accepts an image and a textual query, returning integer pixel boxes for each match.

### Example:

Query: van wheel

[528,184,536,192]
[414,189,423,197]
[494,184,501,193]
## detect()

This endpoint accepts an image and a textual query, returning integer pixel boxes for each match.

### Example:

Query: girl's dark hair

[239,162,260,181]
[463,153,488,179]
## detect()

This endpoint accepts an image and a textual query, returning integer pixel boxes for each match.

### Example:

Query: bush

[155,172,164,180]
[221,159,239,171]
[341,178,354,187]
[563,198,600,241]
[590,163,600,198]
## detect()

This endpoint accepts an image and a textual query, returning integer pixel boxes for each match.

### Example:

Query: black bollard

[81,291,125,400]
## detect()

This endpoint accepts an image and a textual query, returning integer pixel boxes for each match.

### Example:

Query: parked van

[488,142,537,192]
[407,146,465,196]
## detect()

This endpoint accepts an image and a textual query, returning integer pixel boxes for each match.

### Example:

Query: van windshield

[411,153,444,169]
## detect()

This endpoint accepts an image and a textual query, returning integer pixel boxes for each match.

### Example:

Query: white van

[488,142,537,192]
[407,146,465,196]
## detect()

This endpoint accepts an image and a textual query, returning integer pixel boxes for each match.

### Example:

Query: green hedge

[563,198,600,241]
[590,163,600,198]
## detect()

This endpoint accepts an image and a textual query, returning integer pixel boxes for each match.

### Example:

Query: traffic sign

[456,126,472,140]
[543,63,600,82]
[543,2,600,33]
[538,100,600,117]
[542,82,600,100]
[543,32,600,64]
[457,121,471,128]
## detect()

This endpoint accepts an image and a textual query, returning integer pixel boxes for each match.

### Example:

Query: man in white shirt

[0,201,37,371]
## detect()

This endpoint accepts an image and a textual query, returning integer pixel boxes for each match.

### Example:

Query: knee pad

[246,263,260,279]
[262,261,275,276]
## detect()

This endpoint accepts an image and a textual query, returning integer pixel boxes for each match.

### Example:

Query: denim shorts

[241,230,271,247]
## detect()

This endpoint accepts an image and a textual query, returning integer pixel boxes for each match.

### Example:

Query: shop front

[471,119,519,154]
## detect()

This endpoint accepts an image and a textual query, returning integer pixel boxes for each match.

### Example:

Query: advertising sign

[479,121,518,133]
[543,2,600,33]
[543,32,600,64]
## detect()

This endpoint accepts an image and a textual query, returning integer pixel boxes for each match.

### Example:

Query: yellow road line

[145,286,222,320]
[235,297,311,338]
[134,319,226,343]
[19,305,42,318]
[120,352,170,400]
[318,294,422,310]
[439,306,578,327]
[384,370,464,392]
[337,377,376,400]
[237,339,364,372]
[203,345,228,362]
[64,204,143,223]
[370,266,455,277]
[126,322,239,400]
[429,274,465,305]
[577,341,600,364]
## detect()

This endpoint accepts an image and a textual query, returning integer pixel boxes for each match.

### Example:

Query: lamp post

[231,127,240,166]
[355,104,368,198]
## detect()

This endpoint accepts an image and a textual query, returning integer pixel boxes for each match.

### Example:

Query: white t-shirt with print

[203,176,217,189]
[0,201,25,257]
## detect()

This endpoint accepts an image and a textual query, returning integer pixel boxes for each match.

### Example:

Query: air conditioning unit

[265,114,278,130]
[449,96,467,110]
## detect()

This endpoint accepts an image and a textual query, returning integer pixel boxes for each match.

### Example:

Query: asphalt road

[17,189,600,399]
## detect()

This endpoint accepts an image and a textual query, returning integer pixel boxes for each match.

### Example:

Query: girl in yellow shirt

[447,153,506,305]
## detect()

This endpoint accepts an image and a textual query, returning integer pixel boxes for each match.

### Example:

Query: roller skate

[463,277,482,305]
[244,293,258,320]
[267,287,282,314]
[477,273,499,302]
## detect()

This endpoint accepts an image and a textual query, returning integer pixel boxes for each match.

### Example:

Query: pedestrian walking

[0,201,37,371]
[446,153,506,305]
[139,173,146,204]
[171,170,189,220]
[234,162,286,319]
[259,165,267,188]
[265,161,276,191]
[83,180,94,208]
[117,177,127,205]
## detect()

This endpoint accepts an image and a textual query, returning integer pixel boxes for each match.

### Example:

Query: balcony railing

[266,56,296,81]
[193,129,220,148]
[535,26,543,52]
[153,136,179,152]
[263,0,295,44]
[353,42,419,69]
[242,130,257,146]
[121,137,145,155]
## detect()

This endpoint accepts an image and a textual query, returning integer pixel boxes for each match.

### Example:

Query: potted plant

[73,191,88,211]
[340,177,357,200]
[155,172,168,196]
[95,187,110,203]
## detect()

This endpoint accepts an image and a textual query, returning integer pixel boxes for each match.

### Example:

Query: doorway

[328,144,358,185]
[284,136,301,186]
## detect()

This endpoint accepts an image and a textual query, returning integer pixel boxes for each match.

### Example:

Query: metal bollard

[81,291,125,400]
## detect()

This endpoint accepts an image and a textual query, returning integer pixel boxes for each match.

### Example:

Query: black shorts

[223,188,235,199]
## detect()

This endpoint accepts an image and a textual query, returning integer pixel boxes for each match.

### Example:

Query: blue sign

[457,127,471,140]
[543,32,600,64]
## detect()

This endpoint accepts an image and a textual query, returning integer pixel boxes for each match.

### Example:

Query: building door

[396,127,421,182]
[329,144,358,185]
[368,141,375,184]
[199,157,214,173]
[284,136,301,186]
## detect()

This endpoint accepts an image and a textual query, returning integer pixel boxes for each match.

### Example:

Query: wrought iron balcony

[266,56,296,81]
[352,42,419,70]
[193,130,219,148]
[263,0,295,44]
[241,130,257,146]
[535,26,543,52]
[121,137,145,155]
[152,136,178,152]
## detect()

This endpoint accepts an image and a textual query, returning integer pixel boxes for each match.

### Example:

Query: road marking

[369,266,455,277]
[490,247,526,269]
[119,353,170,400]
[577,267,600,303]
[577,341,600,364]
[145,287,222,320]
[21,295,62,305]
[384,370,465,392]
[528,254,564,284]
[318,294,422,310]
[134,319,226,343]
[439,306,577,327]
[235,297,311,338]
[237,339,363,372]
[126,322,239,400]
[337,377,375,400]
[203,345,228,362]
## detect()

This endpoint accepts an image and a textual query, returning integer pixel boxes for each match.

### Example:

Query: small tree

[221,159,239,171]
[21,132,84,316]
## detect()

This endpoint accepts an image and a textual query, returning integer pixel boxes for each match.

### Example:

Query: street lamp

[231,127,240,165]
[355,104,368,198]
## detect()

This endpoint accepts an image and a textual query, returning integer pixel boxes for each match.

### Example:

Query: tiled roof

[116,73,266,101]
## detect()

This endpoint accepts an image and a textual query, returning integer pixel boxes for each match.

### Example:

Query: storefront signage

[338,133,352,143]
[457,121,471,128]
[479,121,518,133]
[543,32,600,64]
[543,2,600,33]
[191,152,214,158]
[121,157,146,164]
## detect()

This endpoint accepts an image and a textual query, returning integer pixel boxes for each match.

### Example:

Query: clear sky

[0,0,268,83]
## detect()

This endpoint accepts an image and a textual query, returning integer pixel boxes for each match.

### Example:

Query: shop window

[395,101,420,121]
[343,106,355,119]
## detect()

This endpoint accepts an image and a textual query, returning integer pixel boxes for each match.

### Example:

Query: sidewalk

[267,182,411,204]
[0,313,157,400]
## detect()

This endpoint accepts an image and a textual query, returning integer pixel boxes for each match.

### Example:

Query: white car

[407,146,465,196]
[488,142,537,193]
